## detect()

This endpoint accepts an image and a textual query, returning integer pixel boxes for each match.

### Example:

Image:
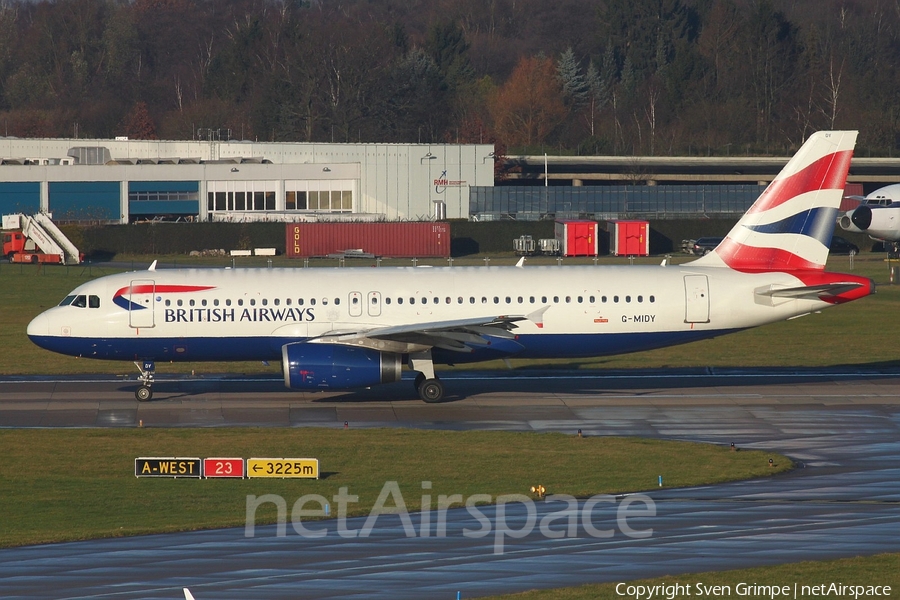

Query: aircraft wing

[310,307,549,353]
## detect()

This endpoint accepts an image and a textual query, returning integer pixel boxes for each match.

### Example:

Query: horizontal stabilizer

[755,282,864,301]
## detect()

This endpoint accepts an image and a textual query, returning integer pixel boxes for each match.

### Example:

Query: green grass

[485,553,900,599]
[0,428,790,547]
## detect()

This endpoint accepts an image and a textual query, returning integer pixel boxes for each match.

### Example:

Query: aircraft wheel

[418,378,444,403]
[135,385,153,402]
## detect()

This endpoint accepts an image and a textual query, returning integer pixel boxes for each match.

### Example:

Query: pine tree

[557,47,588,107]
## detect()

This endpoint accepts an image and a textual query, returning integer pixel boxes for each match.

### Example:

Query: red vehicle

[2,213,82,265]
[3,231,64,263]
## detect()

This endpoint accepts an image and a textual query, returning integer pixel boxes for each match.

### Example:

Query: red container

[608,220,649,256]
[554,220,598,256]
[286,222,450,258]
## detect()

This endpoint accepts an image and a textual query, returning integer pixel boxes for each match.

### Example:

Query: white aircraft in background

[184,590,195,600]
[840,183,900,246]
[28,131,873,403]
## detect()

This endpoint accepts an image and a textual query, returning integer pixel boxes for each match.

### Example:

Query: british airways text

[164,307,316,323]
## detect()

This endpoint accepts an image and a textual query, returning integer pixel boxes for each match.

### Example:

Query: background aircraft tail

[692,130,857,272]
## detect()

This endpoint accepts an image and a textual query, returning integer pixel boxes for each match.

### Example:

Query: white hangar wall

[0,138,494,223]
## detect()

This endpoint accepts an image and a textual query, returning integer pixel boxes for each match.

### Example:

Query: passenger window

[165,299,171,307]
[72,295,87,308]
[469,297,475,304]
[614,296,619,303]
[434,297,439,304]
[310,298,316,306]
[286,298,291,306]
[386,297,392,305]
[577,296,583,303]
[249,299,255,306]
[334,298,340,305]
[201,299,207,307]
[322,298,329,305]
[481,297,487,304]
[262,299,268,306]
[274,298,280,306]
[589,296,595,303]
[458,297,463,304]
[530,296,535,303]
[553,296,559,303]
[89,295,100,308]
[493,297,499,304]
[626,296,631,303]
[238,299,243,306]
[517,296,523,303]
[565,296,571,303]
[446,297,451,304]
[602,296,607,303]
[371,297,378,304]
[409,297,415,304]
[650,295,655,303]
[226,299,232,306]
[177,299,184,307]
[541,296,547,303]
[398,298,404,304]
[505,297,511,303]
[353,297,359,305]
[214,299,220,306]
[637,296,643,303]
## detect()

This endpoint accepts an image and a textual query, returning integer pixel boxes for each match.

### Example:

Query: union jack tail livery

[693,131,857,272]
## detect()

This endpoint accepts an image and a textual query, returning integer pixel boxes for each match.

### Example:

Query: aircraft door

[367,291,382,317]
[128,279,156,328]
[684,275,710,323]
[349,292,363,317]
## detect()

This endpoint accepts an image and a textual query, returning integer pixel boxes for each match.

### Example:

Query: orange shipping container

[286,222,450,258]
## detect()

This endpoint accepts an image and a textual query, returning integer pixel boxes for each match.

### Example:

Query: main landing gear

[409,350,444,403]
[134,360,155,402]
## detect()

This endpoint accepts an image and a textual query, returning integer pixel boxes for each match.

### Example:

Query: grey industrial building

[0,138,495,223]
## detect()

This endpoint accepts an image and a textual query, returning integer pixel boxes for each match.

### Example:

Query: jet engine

[282,342,402,390]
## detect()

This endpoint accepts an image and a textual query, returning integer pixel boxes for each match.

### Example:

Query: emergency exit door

[684,275,710,323]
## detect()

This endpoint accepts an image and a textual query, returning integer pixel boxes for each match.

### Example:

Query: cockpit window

[58,295,76,306]
[71,295,87,308]
[89,295,100,308]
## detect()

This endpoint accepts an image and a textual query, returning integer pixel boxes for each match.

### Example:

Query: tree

[557,47,588,106]
[117,101,158,139]
[489,55,566,148]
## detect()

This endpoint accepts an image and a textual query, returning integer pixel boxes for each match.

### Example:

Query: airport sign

[247,458,319,479]
[203,458,245,478]
[135,457,202,478]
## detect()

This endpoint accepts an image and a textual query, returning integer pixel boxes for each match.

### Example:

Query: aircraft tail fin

[691,131,857,272]
[184,589,196,600]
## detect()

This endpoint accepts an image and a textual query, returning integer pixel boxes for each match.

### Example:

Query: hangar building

[0,138,495,224]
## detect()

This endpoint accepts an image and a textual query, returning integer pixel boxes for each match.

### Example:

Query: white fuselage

[26,264,831,364]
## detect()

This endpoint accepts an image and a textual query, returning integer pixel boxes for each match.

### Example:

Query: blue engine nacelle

[281,343,402,390]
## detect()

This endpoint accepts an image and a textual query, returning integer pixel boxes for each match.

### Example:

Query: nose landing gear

[134,360,155,401]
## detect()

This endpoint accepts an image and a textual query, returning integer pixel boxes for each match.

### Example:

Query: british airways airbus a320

[27,131,873,403]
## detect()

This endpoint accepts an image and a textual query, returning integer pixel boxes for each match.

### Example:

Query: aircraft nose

[850,205,873,231]
[27,311,49,339]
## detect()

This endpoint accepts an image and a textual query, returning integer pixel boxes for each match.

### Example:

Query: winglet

[526,305,550,329]
[148,260,157,272]
[516,257,526,268]
[184,589,196,600]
